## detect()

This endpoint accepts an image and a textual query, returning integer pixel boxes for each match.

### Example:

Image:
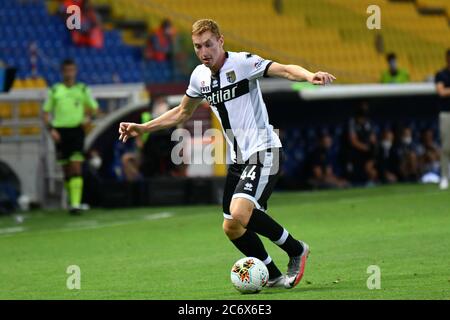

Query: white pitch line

[64,220,99,228]
[60,212,175,232]
[0,212,175,238]
[143,212,173,220]
[0,226,26,235]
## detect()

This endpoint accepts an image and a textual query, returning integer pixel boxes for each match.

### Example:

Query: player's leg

[55,128,73,210]
[67,160,83,212]
[66,127,85,213]
[439,112,450,189]
[230,149,308,288]
[222,164,283,282]
[62,163,71,206]
[231,149,304,257]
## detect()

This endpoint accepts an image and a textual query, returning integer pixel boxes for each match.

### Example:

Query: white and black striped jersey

[186,51,282,163]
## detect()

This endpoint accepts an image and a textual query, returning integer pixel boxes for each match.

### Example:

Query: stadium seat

[19,126,41,136]
[88,0,450,83]
[0,126,13,136]
[0,103,14,119]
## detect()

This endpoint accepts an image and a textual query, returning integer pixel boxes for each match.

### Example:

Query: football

[230,257,269,294]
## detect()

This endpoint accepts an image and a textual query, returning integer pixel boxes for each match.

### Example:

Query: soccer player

[435,49,450,190]
[119,19,335,288]
[43,59,99,215]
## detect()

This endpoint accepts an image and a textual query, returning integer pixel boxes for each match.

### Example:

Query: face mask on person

[389,59,397,70]
[382,140,392,150]
[89,156,102,170]
[402,136,412,145]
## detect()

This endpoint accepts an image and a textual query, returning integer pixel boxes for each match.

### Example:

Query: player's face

[192,31,224,69]
[62,64,77,83]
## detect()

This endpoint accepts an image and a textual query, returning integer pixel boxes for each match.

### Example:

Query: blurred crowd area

[81,99,443,192]
[280,102,442,190]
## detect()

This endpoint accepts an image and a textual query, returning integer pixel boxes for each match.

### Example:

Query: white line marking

[143,212,173,220]
[0,226,26,235]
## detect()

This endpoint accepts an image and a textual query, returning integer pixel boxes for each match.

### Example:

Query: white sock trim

[262,255,272,265]
[274,229,289,245]
[223,212,233,220]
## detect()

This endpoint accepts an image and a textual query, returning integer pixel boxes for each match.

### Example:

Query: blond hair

[192,19,221,38]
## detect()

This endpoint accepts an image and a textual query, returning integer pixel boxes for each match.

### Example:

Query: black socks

[231,229,282,279]
[246,209,303,257]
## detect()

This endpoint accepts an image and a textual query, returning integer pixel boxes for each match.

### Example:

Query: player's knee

[222,219,244,239]
[229,206,251,225]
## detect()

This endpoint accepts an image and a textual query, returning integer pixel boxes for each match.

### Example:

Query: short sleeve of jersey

[83,86,99,110]
[241,53,273,81]
[435,71,446,85]
[435,71,443,84]
[186,68,203,98]
[43,86,55,112]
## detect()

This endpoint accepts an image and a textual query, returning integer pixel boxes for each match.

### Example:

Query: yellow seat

[34,77,48,88]
[0,127,13,136]
[0,103,14,119]
[16,102,41,118]
[12,78,25,89]
[87,0,450,83]
[19,126,41,136]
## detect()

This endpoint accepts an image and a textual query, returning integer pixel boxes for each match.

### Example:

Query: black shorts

[54,126,85,164]
[222,148,282,220]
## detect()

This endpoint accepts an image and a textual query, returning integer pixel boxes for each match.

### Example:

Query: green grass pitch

[0,184,449,300]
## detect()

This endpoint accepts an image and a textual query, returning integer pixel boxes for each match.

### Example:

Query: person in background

[307,132,349,189]
[62,0,104,49]
[42,58,98,215]
[347,102,378,185]
[394,126,419,182]
[417,129,441,183]
[138,97,178,177]
[145,19,177,70]
[381,53,410,84]
[111,138,142,183]
[83,149,103,207]
[273,0,284,15]
[377,129,398,183]
[435,49,450,190]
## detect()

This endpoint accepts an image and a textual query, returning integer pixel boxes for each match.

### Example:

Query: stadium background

[0,0,450,300]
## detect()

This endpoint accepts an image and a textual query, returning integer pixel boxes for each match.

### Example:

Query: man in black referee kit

[119,19,335,288]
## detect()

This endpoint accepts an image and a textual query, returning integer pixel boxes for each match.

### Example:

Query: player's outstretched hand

[311,71,336,85]
[118,122,144,143]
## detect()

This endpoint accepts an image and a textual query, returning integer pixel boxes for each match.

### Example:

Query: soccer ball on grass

[230,257,269,294]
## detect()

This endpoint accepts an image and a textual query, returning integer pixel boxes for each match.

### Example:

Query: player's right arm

[118,95,202,143]
[436,82,450,97]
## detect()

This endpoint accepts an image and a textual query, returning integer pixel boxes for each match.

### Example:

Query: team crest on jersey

[226,70,236,83]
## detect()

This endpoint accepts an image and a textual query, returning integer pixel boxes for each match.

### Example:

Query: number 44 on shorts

[240,165,257,181]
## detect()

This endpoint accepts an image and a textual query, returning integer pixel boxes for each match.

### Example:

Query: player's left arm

[266,62,336,85]
[83,86,99,130]
[436,82,450,97]
[84,87,99,116]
